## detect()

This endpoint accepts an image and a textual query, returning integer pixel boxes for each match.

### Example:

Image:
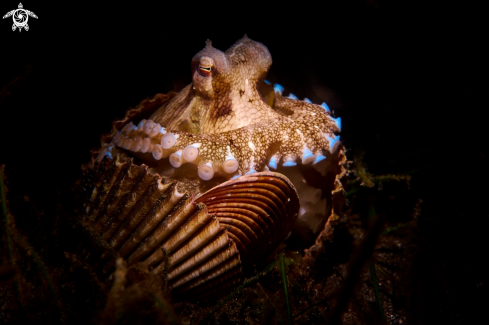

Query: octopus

[84,35,346,298]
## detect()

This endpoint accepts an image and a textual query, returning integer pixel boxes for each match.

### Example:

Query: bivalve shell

[80,148,299,298]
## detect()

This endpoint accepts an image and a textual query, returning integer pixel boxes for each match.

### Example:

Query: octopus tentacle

[110,95,340,181]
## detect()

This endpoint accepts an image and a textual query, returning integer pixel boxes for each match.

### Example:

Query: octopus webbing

[84,35,346,297]
[102,36,341,197]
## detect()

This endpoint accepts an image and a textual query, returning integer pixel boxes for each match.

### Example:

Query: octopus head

[190,37,271,101]
[98,35,346,243]
[150,35,276,135]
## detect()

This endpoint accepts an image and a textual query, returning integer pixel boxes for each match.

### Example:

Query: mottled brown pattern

[149,36,277,134]
[210,84,233,121]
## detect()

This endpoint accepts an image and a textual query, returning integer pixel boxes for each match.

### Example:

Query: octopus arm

[149,85,199,133]
[110,105,339,180]
[273,93,341,135]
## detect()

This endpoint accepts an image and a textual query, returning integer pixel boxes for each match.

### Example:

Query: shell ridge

[89,160,131,226]
[86,157,118,222]
[166,230,231,281]
[100,164,150,240]
[92,162,132,231]
[126,195,195,264]
[117,181,178,258]
[108,180,158,249]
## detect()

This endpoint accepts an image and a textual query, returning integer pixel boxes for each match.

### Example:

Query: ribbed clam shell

[195,172,299,270]
[80,152,299,297]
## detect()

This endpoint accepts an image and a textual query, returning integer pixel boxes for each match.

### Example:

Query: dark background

[1,1,486,323]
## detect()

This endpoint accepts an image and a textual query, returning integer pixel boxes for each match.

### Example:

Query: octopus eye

[195,56,214,77]
[198,65,212,77]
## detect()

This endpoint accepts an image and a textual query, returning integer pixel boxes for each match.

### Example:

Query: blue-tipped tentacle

[274,83,284,95]
[321,102,331,113]
[282,158,297,167]
[268,155,278,169]
[245,168,257,175]
[326,135,341,153]
[301,148,316,164]
[313,154,327,164]
[332,117,341,131]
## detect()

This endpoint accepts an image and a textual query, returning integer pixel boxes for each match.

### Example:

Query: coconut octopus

[80,35,347,299]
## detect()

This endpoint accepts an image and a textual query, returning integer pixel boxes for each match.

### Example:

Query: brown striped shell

[80,148,299,298]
